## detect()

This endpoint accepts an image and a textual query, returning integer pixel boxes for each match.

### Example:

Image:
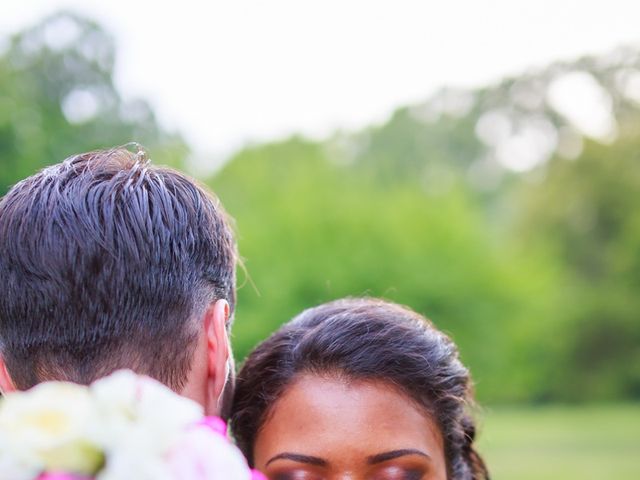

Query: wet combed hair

[0,146,237,391]
[230,298,489,480]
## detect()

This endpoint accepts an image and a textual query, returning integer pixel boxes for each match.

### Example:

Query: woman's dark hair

[230,297,489,480]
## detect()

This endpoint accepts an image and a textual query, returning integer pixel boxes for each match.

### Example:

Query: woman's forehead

[254,374,444,464]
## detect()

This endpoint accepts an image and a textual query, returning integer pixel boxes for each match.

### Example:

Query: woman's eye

[270,471,323,480]
[371,467,424,480]
[404,470,424,480]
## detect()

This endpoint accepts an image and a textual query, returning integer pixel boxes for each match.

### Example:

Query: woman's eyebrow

[265,453,328,467]
[367,449,431,464]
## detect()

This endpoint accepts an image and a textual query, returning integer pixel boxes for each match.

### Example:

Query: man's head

[0,146,237,415]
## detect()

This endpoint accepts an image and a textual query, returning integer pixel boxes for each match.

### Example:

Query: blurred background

[1,1,639,478]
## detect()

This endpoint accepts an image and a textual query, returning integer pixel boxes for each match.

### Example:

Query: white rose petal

[0,381,102,475]
[91,370,203,455]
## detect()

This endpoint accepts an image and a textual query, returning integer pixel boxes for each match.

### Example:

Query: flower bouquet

[0,370,264,480]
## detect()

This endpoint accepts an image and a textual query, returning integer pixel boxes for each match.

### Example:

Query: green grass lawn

[477,404,640,480]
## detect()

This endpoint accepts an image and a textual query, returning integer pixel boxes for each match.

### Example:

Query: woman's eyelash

[274,475,313,480]
[371,468,425,480]
[272,474,295,480]
[273,475,294,480]
[404,470,424,480]
[272,473,318,480]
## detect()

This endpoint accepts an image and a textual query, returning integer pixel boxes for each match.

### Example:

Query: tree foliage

[212,47,640,404]
[2,12,639,404]
[0,11,187,196]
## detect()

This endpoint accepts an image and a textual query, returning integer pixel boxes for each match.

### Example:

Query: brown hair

[0,146,237,390]
[230,298,489,480]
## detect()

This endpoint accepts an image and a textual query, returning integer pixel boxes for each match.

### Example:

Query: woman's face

[253,374,447,480]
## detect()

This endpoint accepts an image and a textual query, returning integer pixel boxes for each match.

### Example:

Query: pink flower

[251,470,267,480]
[166,422,252,480]
[38,474,92,480]
[197,416,228,437]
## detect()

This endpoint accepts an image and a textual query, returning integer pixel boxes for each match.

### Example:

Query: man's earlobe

[205,299,231,415]
[0,357,17,394]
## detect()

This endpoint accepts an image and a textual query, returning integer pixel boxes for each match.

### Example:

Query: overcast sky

[1,1,639,156]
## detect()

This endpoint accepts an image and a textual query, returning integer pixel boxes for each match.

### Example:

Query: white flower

[96,448,170,480]
[89,370,203,479]
[0,432,40,480]
[0,370,242,480]
[0,381,103,475]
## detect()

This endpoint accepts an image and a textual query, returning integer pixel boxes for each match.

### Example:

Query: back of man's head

[0,147,236,391]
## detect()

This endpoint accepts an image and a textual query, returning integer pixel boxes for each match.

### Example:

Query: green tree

[212,137,561,403]
[518,127,640,401]
[0,11,187,195]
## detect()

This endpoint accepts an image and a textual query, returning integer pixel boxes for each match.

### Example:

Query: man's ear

[0,356,17,394]
[204,299,231,414]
